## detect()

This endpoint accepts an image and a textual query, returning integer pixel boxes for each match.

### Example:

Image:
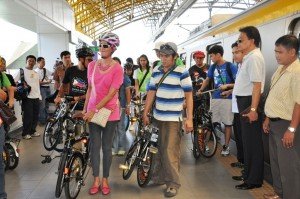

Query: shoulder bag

[15,68,31,101]
[0,100,17,126]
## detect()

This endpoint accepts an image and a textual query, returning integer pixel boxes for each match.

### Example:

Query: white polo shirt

[14,68,42,100]
[233,48,265,96]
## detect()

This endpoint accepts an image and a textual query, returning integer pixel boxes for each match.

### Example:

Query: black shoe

[164,187,178,197]
[235,183,262,190]
[232,175,244,181]
[231,162,244,168]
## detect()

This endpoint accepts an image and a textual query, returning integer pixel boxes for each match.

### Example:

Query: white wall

[38,33,69,71]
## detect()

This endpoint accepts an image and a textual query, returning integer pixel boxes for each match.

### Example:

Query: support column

[37,32,75,71]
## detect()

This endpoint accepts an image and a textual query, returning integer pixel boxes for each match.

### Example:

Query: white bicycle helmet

[99,32,120,48]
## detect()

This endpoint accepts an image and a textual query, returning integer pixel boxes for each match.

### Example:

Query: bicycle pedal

[119,164,129,170]
[149,146,158,154]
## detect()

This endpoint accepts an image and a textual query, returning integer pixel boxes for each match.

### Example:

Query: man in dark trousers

[35,57,52,125]
[263,35,300,199]
[233,26,265,190]
[14,55,42,139]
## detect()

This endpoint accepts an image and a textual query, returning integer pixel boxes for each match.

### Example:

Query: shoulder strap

[156,65,177,89]
[20,68,25,83]
[42,68,46,82]
[210,64,218,88]
[138,69,150,89]
[225,62,235,83]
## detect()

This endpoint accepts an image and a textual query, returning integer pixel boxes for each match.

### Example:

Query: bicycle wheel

[55,152,68,198]
[191,130,201,159]
[137,149,154,187]
[122,140,141,180]
[5,143,19,170]
[65,152,84,199]
[43,119,60,151]
[197,126,217,158]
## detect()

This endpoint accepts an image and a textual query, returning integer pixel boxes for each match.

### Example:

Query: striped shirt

[265,59,300,120]
[148,65,193,121]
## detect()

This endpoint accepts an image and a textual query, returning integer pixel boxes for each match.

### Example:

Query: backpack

[210,62,235,88]
[15,68,31,101]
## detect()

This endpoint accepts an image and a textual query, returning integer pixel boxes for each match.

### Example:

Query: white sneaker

[117,150,126,156]
[32,132,41,137]
[112,151,117,156]
[221,145,230,156]
[23,135,32,140]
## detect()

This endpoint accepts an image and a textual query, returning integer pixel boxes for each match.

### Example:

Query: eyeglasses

[99,44,111,48]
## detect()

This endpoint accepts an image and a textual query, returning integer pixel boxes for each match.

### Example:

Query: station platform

[5,125,273,199]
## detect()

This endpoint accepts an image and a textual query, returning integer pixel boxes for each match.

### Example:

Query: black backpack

[15,68,31,101]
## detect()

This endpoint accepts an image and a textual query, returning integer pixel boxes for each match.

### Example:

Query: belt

[235,95,251,99]
[40,86,50,88]
[269,117,283,122]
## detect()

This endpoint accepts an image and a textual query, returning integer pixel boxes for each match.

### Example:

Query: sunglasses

[99,44,111,48]
[160,44,174,51]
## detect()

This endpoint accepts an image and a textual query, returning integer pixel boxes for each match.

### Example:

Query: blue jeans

[39,87,51,124]
[0,126,7,199]
[112,108,126,152]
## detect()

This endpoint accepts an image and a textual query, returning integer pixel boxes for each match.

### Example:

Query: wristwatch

[250,107,256,112]
[288,127,296,133]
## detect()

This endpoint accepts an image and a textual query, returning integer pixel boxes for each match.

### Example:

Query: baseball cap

[193,51,205,58]
[153,41,164,50]
[159,42,177,55]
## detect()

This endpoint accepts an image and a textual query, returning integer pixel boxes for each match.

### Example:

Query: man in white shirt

[14,55,42,139]
[233,26,265,190]
[35,57,52,125]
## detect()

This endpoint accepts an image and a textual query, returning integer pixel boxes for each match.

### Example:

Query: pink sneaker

[101,185,110,195]
[89,185,100,195]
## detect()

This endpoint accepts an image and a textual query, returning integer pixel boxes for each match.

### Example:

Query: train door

[288,17,300,57]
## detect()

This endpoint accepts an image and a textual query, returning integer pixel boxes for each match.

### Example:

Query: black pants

[236,96,264,185]
[22,98,40,136]
[233,113,244,163]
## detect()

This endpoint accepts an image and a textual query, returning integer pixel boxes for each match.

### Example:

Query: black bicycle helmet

[76,47,94,58]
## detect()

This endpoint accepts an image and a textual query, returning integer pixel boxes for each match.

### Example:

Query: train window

[288,17,300,57]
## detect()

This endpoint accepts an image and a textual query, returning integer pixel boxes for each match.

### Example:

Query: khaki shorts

[210,99,234,126]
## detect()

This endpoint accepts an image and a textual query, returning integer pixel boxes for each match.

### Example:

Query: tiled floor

[5,126,271,199]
